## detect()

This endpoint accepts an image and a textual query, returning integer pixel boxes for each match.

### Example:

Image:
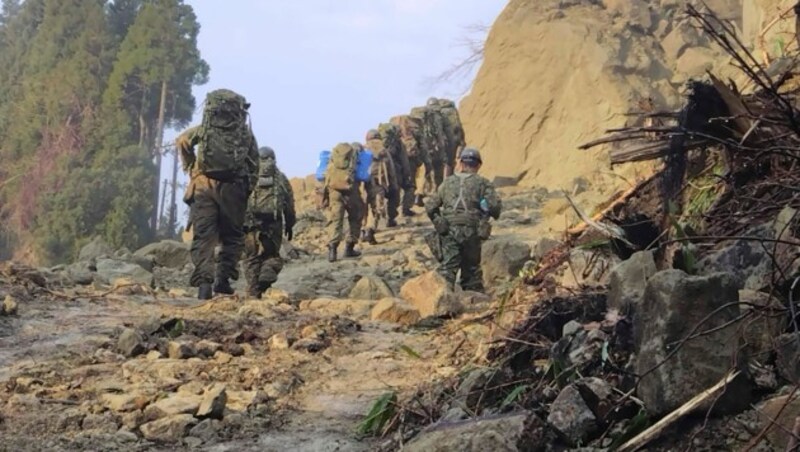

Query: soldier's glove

[433,216,449,236]
[285,224,293,241]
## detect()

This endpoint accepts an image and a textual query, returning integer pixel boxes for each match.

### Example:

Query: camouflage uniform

[411,106,448,191]
[391,115,429,215]
[243,149,296,298]
[178,125,258,293]
[378,123,412,220]
[324,143,365,260]
[365,131,400,240]
[426,169,501,292]
[429,98,466,177]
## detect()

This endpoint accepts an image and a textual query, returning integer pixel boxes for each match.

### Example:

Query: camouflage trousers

[187,176,248,287]
[438,224,484,292]
[365,183,399,231]
[243,221,284,296]
[404,155,429,211]
[327,188,364,245]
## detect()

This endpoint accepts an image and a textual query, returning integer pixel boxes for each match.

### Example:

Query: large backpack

[437,100,465,152]
[411,106,446,161]
[326,143,358,192]
[248,163,289,221]
[390,115,422,158]
[196,89,252,181]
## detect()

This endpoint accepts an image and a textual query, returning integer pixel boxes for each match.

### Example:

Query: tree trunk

[158,178,168,233]
[150,80,168,233]
[167,147,179,238]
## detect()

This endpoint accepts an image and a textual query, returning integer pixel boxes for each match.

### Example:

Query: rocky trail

[0,186,548,451]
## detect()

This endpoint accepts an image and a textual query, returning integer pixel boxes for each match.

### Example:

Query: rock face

[404,411,547,452]
[348,275,394,300]
[635,270,749,416]
[134,240,191,269]
[481,239,531,284]
[400,271,462,318]
[607,250,657,314]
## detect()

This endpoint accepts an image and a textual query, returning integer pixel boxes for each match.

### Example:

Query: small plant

[356,392,398,437]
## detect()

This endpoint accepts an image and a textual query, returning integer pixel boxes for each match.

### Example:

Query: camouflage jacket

[175,124,259,187]
[426,172,501,226]
[366,138,398,189]
[246,165,296,229]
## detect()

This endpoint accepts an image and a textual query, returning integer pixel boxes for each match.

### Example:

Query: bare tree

[424,23,490,96]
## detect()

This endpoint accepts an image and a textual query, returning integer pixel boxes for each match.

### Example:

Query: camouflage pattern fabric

[365,138,399,231]
[243,221,284,296]
[425,171,502,291]
[326,187,364,246]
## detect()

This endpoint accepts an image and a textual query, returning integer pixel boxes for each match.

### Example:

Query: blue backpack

[315,150,330,182]
[355,150,373,183]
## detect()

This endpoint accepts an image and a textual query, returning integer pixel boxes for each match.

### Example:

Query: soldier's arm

[176,126,200,173]
[246,130,259,188]
[281,172,297,227]
[425,184,444,220]
[482,180,502,220]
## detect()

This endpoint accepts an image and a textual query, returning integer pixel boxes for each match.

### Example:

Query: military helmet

[258,146,275,159]
[365,129,380,141]
[460,147,482,165]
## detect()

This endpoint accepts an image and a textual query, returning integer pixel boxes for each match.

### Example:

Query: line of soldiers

[321,97,467,262]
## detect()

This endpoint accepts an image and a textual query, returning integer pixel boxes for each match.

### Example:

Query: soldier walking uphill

[177,89,259,300]
[427,98,466,178]
[324,142,365,262]
[363,129,400,244]
[425,148,501,292]
[243,147,296,299]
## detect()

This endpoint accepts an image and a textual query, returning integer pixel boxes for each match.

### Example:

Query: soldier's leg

[216,180,248,285]
[189,183,219,288]
[346,189,364,245]
[403,158,419,214]
[432,159,445,188]
[259,223,284,292]
[366,184,379,231]
[386,188,400,227]
[326,190,346,247]
[459,232,485,292]
[243,229,264,297]
[437,233,460,290]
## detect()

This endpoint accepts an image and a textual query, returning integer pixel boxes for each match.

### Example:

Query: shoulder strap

[451,174,469,212]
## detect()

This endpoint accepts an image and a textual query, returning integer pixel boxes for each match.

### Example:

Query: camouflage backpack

[326,142,357,192]
[436,99,465,152]
[196,89,252,181]
[411,106,446,161]
[249,160,289,220]
[390,115,423,158]
[378,123,401,154]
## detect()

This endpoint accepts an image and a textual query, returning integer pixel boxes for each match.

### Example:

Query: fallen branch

[618,370,741,452]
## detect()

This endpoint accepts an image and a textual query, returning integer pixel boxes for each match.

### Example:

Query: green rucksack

[196,89,252,181]
[437,100,465,151]
[326,143,357,192]
[390,115,422,158]
[248,161,288,220]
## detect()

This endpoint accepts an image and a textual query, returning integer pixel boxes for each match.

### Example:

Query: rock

[66,261,95,285]
[562,320,582,337]
[370,298,421,326]
[557,249,617,288]
[79,236,113,262]
[481,239,531,284]
[660,20,702,60]
[298,298,376,318]
[675,46,716,78]
[196,340,222,358]
[455,368,504,411]
[547,384,598,446]
[551,329,608,372]
[635,270,750,416]
[189,418,221,442]
[144,394,201,420]
[292,338,325,353]
[757,392,800,450]
[226,390,263,412]
[196,384,226,420]
[607,250,657,315]
[400,271,462,318]
[739,290,786,356]
[301,325,325,340]
[140,414,197,443]
[2,295,18,316]
[81,412,120,433]
[134,240,191,269]
[168,341,196,360]
[214,351,233,364]
[238,300,277,319]
[348,275,394,300]
[775,333,800,384]
[532,237,561,260]
[269,332,293,350]
[405,411,547,452]
[459,291,493,313]
[491,175,519,188]
[117,328,146,358]
[95,258,154,287]
[101,393,143,413]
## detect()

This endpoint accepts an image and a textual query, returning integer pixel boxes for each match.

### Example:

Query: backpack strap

[451,173,469,212]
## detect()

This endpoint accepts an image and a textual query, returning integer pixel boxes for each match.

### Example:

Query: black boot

[387,218,398,228]
[415,195,425,207]
[198,283,213,300]
[364,229,378,245]
[402,208,416,218]
[328,243,338,262]
[213,278,234,295]
[344,242,362,258]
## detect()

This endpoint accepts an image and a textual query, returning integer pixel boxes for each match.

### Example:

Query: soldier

[363,129,399,244]
[324,142,365,262]
[411,105,447,192]
[378,122,412,222]
[425,148,501,292]
[177,89,258,300]
[390,114,428,217]
[428,97,466,177]
[243,147,296,299]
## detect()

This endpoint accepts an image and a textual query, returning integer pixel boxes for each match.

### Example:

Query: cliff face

[460,0,746,200]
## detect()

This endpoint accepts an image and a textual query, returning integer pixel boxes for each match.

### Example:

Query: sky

[164,0,507,181]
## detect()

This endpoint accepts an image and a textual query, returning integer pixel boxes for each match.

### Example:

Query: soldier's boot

[213,278,234,295]
[328,243,338,263]
[402,208,416,218]
[364,229,378,245]
[415,195,425,207]
[387,219,398,228]
[360,230,368,242]
[198,283,213,301]
[246,289,262,300]
[344,242,362,258]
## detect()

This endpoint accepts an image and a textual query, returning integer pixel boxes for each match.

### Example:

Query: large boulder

[607,250,657,314]
[481,239,531,284]
[348,275,394,300]
[134,240,191,269]
[739,290,786,357]
[635,270,750,416]
[370,298,421,326]
[400,271,462,318]
[95,258,154,287]
[78,236,113,262]
[547,378,613,447]
[405,411,547,452]
[140,414,197,443]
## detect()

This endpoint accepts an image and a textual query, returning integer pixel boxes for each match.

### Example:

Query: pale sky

[166,0,507,180]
